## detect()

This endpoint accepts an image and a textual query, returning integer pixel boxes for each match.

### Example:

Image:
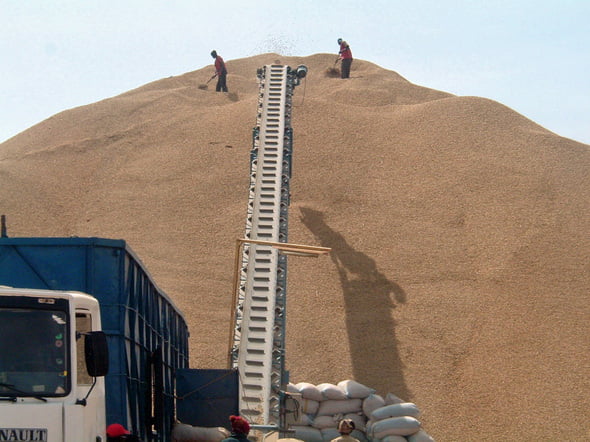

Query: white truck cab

[0,286,109,442]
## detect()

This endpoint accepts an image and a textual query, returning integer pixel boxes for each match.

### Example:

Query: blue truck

[0,236,236,442]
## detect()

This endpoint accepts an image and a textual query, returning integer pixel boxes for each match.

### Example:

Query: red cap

[107,423,131,437]
[230,415,250,434]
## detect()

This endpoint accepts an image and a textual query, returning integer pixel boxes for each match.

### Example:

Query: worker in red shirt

[210,50,228,92]
[337,38,353,79]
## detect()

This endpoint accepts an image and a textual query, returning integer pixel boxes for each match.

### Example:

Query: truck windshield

[0,308,69,397]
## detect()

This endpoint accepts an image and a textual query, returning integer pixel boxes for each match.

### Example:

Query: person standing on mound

[337,38,353,79]
[210,50,228,92]
[331,418,359,442]
[221,415,253,442]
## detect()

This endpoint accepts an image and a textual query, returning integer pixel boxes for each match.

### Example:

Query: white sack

[384,392,404,405]
[299,398,320,415]
[319,428,340,441]
[293,412,313,426]
[171,423,230,442]
[287,383,299,394]
[317,382,347,400]
[371,416,421,439]
[371,402,421,420]
[350,429,369,441]
[407,429,436,442]
[290,425,323,442]
[312,415,339,429]
[317,398,362,416]
[362,394,386,417]
[337,379,375,399]
[295,382,324,401]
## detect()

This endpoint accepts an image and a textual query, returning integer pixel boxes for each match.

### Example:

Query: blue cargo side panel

[0,237,125,292]
[176,369,239,429]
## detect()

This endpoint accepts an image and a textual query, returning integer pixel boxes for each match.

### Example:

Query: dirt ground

[1,53,588,441]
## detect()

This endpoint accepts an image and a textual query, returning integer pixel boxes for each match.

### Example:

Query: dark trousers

[216,72,228,92]
[341,58,352,78]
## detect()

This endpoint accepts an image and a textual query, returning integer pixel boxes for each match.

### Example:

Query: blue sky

[1,0,589,144]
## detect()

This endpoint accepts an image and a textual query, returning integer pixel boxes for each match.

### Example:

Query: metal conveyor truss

[230,64,305,427]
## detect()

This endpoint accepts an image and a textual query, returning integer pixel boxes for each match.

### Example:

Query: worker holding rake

[336,38,353,79]
[210,50,228,92]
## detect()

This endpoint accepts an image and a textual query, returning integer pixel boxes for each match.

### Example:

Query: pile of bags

[286,380,435,441]
[171,379,435,441]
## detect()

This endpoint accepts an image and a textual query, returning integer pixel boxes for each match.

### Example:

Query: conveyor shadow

[299,207,411,400]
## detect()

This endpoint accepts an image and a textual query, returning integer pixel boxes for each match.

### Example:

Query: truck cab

[0,237,190,442]
[0,286,108,442]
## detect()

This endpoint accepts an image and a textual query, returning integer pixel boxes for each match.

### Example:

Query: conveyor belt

[230,64,304,426]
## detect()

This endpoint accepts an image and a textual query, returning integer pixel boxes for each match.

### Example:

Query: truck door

[63,310,107,442]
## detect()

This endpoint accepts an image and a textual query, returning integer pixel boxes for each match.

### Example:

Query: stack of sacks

[364,393,434,441]
[287,382,435,442]
[287,380,375,441]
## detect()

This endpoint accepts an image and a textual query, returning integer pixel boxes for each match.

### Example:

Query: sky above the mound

[1,0,589,144]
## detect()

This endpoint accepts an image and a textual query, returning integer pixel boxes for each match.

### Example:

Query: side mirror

[85,331,109,377]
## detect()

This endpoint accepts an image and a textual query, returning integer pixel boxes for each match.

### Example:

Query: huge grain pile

[1,53,588,441]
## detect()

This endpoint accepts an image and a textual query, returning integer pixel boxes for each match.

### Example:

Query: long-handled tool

[198,74,216,90]
[326,57,341,78]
